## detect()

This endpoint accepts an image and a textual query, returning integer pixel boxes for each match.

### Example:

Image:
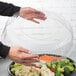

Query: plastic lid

[1,11,73,56]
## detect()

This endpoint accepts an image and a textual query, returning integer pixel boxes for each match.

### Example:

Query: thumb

[19,47,31,54]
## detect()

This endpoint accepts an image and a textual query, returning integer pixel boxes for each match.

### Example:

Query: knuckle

[16,47,20,50]
[19,55,23,59]
[19,47,22,49]
[18,47,22,50]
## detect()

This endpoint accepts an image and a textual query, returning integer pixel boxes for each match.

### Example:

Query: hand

[19,7,46,23]
[8,47,39,66]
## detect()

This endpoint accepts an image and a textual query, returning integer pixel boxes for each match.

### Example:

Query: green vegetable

[51,59,57,64]
[49,58,75,76]
[63,58,70,64]
[61,73,64,76]
[58,67,64,73]
[51,63,56,68]
[50,59,57,68]
[11,63,24,73]
[46,63,51,68]
[55,64,62,76]
[64,67,71,76]
[65,66,75,72]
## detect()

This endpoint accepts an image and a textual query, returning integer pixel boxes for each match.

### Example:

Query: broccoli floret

[55,64,63,76]
[65,66,75,72]
[63,58,70,64]
[64,67,71,76]
[51,64,56,68]
[11,63,24,73]
[46,63,51,68]
[58,67,64,73]
[11,66,23,73]
[61,73,64,76]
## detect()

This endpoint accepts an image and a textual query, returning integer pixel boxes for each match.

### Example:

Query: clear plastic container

[1,10,73,56]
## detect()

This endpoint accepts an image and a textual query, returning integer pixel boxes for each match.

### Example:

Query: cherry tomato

[50,68,55,72]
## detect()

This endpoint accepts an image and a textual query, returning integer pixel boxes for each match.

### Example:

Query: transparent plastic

[1,11,73,56]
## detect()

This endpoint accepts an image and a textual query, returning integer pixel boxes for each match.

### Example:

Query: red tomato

[50,68,55,72]
[34,66,41,68]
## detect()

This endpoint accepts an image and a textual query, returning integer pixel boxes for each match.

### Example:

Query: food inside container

[1,10,73,56]
[9,54,76,76]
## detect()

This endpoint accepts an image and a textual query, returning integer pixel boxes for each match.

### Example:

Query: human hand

[19,7,46,23]
[8,47,39,66]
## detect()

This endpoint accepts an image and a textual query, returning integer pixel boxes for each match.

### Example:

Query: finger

[35,16,47,20]
[34,11,45,16]
[23,63,35,66]
[21,55,39,60]
[34,13,46,20]
[29,7,45,16]
[22,59,39,63]
[30,8,46,18]
[17,59,39,65]
[30,19,40,24]
[19,47,31,54]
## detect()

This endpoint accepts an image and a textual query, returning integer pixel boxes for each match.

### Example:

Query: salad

[10,55,75,76]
